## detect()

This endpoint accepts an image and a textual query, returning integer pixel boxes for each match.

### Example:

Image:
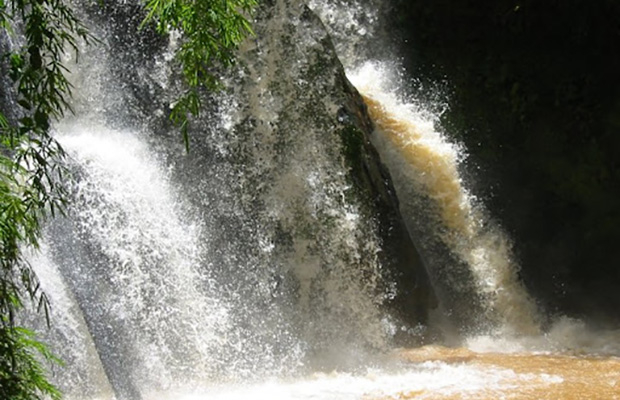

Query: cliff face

[219,0,433,338]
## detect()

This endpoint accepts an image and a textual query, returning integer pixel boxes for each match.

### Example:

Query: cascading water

[348,63,540,337]
[46,124,234,398]
[15,0,620,399]
[309,0,620,349]
[308,0,540,339]
[24,0,398,398]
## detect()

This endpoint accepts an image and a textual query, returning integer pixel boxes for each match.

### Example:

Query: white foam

[348,61,540,336]
[57,123,230,388]
[467,316,620,356]
[143,362,537,400]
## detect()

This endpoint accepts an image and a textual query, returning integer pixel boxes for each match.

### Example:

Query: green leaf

[0,112,8,129]
[142,0,257,152]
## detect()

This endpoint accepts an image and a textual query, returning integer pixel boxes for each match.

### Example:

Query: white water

[38,123,234,396]
[39,109,391,398]
[347,62,540,337]
[144,362,542,400]
[21,1,620,399]
[307,0,620,363]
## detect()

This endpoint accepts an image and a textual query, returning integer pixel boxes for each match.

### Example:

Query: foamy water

[118,345,620,400]
[140,360,547,400]
[348,62,540,337]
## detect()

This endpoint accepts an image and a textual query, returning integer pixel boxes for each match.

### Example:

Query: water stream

[19,0,620,399]
[349,62,540,338]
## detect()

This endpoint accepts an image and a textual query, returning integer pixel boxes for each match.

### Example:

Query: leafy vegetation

[0,327,62,400]
[1,0,90,397]
[141,0,257,150]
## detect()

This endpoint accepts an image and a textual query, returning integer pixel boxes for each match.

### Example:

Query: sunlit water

[48,66,620,400]
[94,345,620,400]
[24,1,620,399]
[348,62,540,336]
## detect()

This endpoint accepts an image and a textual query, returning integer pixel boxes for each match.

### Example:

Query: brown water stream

[371,346,620,400]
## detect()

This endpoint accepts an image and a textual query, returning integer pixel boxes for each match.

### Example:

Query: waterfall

[6,0,619,398]
[39,115,395,396]
[348,63,540,336]
[11,0,578,398]
[47,124,233,398]
[307,0,540,336]
[19,1,403,398]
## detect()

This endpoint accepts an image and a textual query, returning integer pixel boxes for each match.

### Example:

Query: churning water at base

[64,346,619,400]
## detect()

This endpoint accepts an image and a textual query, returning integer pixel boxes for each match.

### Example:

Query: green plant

[0,0,89,398]
[0,326,62,400]
[141,0,257,150]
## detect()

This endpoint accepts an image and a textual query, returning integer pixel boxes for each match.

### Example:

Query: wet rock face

[337,78,436,336]
[227,0,432,334]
